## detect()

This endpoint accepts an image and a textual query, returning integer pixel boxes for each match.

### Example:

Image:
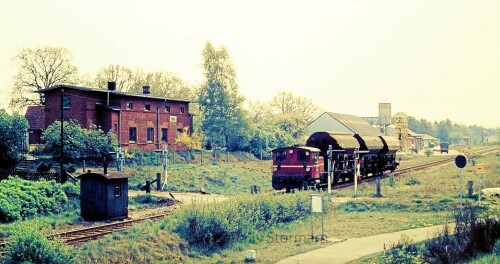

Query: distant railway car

[272,146,324,192]
[440,142,449,154]
[271,132,400,191]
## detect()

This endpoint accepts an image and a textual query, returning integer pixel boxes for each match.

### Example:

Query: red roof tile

[25,105,45,130]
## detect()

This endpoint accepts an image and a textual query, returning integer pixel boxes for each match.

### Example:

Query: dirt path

[128,190,229,205]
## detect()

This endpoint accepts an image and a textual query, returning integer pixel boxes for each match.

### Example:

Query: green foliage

[384,234,422,264]
[2,224,75,264]
[248,123,295,158]
[42,120,117,160]
[0,110,28,168]
[408,116,498,146]
[0,178,79,223]
[422,205,500,263]
[176,127,203,150]
[424,148,433,157]
[175,193,313,250]
[406,177,421,186]
[383,205,500,264]
[132,193,155,204]
[198,42,250,151]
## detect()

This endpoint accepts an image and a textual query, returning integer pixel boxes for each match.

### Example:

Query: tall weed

[1,224,75,264]
[175,192,313,250]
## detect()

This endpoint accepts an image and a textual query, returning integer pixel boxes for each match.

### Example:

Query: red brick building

[26,83,192,151]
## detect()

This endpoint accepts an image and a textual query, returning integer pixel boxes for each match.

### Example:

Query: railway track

[2,147,497,257]
[326,147,499,190]
[0,210,174,257]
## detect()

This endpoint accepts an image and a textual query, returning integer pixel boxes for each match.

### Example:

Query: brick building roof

[38,84,193,103]
[25,105,45,130]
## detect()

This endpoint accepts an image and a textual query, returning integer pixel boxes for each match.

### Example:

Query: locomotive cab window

[297,150,310,162]
[275,151,287,162]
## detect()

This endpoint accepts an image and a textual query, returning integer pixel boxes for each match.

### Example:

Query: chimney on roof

[108,81,116,91]
[142,85,150,94]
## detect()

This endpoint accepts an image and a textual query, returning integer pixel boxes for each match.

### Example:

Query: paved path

[276,224,449,264]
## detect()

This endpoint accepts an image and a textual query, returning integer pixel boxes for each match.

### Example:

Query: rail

[0,212,173,257]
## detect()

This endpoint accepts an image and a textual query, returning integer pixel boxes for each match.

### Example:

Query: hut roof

[78,171,130,180]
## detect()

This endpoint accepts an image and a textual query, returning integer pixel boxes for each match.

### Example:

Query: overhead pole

[60,89,64,183]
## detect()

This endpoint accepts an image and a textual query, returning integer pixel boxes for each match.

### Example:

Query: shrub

[2,224,75,264]
[422,204,500,263]
[0,178,79,223]
[133,193,155,204]
[424,148,433,157]
[175,193,313,250]
[406,178,420,186]
[384,234,422,264]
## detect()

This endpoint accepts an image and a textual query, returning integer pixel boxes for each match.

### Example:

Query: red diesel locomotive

[271,146,324,192]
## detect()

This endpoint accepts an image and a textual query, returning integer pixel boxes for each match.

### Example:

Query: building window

[161,128,168,142]
[129,127,137,142]
[144,104,151,111]
[147,127,154,142]
[180,107,185,114]
[114,124,118,132]
[126,102,133,110]
[114,181,121,197]
[165,106,170,113]
[63,95,71,108]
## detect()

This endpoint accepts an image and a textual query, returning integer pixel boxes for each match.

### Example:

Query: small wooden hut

[78,170,129,221]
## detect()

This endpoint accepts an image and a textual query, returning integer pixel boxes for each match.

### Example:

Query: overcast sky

[1,0,499,128]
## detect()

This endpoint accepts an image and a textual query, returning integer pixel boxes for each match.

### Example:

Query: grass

[3,148,498,263]
[124,160,273,195]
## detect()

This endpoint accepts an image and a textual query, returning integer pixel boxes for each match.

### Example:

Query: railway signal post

[475,163,484,201]
[327,145,333,201]
[161,145,169,190]
[353,148,369,198]
[455,154,467,207]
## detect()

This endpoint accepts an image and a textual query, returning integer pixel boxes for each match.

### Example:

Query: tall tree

[270,91,322,140]
[198,42,249,150]
[10,47,78,111]
[436,119,453,142]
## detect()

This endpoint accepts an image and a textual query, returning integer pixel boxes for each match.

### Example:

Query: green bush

[422,205,500,263]
[2,224,75,264]
[406,178,420,186]
[132,193,155,204]
[424,148,433,157]
[175,192,313,250]
[384,234,422,264]
[0,178,79,223]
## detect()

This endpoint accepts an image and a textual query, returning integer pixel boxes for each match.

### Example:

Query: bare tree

[10,47,78,111]
[93,64,144,93]
[143,71,194,99]
[270,91,322,122]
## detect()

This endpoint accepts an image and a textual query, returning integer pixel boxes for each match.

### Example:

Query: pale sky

[1,0,499,128]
